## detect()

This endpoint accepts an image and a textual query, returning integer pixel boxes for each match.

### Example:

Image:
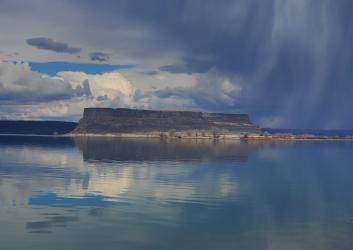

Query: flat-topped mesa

[72,108,260,138]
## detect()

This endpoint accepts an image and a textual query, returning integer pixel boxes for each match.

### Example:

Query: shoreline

[69,132,244,140]
[69,133,353,141]
[244,134,353,141]
[1,133,353,141]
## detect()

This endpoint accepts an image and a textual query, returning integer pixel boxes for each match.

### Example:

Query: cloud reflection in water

[1,136,353,249]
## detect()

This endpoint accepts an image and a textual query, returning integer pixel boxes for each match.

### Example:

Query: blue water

[0,136,353,250]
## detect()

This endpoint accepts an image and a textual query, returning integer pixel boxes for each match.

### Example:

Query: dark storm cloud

[75,0,353,128]
[143,71,158,76]
[159,57,214,74]
[89,52,111,62]
[72,0,273,75]
[26,37,81,54]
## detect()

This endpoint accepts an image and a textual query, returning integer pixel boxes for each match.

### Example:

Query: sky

[0,0,353,129]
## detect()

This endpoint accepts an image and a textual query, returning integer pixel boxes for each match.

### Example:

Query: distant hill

[0,121,78,135]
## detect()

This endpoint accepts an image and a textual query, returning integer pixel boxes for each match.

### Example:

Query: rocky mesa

[71,108,261,139]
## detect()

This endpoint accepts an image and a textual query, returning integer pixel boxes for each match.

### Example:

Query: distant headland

[0,120,77,136]
[1,108,353,141]
[71,108,261,139]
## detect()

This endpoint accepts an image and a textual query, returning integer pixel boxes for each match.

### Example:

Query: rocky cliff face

[72,108,260,136]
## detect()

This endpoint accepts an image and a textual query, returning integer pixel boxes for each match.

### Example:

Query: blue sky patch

[29,61,135,76]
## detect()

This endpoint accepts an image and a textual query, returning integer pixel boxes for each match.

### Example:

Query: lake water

[0,136,353,250]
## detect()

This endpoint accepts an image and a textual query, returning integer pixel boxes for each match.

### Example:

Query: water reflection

[74,137,257,162]
[26,215,79,234]
[0,136,353,249]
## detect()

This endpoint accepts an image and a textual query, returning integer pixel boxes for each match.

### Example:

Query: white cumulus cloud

[56,71,134,105]
[0,61,135,120]
[0,61,90,104]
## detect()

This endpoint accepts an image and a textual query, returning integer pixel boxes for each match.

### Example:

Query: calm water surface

[0,136,353,250]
